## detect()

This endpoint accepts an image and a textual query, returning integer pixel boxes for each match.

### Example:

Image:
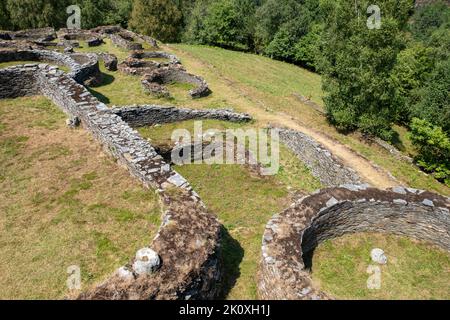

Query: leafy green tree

[409,118,450,186]
[410,1,450,41]
[130,0,183,42]
[0,1,11,30]
[202,0,249,49]
[264,14,310,61]
[293,23,324,70]
[6,0,69,30]
[412,59,450,135]
[182,0,211,43]
[253,0,302,52]
[391,43,435,123]
[319,0,413,140]
[184,0,257,50]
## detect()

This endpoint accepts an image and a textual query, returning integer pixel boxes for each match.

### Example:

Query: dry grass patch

[0,96,161,299]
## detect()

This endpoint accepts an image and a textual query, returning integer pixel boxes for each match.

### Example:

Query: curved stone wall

[57,28,104,47]
[277,128,363,187]
[5,27,56,41]
[258,185,450,300]
[0,64,222,300]
[0,49,100,84]
[111,105,252,127]
[118,57,160,76]
[142,66,211,99]
[130,51,181,65]
[91,25,158,48]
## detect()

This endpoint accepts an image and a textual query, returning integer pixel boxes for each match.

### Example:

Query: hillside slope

[166,44,450,196]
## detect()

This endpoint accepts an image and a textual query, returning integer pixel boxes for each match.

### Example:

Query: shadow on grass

[87,88,110,104]
[218,226,244,299]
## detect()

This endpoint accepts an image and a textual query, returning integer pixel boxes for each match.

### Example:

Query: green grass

[139,119,321,299]
[169,44,450,196]
[0,96,161,299]
[312,233,450,300]
[175,164,289,299]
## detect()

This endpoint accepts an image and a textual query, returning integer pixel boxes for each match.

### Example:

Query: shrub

[409,118,450,186]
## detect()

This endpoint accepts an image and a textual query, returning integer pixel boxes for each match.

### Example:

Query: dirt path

[166,45,399,190]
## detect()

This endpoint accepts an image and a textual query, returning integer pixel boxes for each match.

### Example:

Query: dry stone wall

[277,128,363,187]
[258,185,450,300]
[0,49,101,84]
[111,105,252,127]
[143,66,211,99]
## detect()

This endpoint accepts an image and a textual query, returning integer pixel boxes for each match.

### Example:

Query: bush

[412,59,450,135]
[410,1,450,41]
[409,118,450,186]
[130,0,183,42]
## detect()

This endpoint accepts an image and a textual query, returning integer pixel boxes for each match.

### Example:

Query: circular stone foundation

[258,185,450,300]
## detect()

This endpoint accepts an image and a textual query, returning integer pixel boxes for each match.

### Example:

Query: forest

[0,0,449,185]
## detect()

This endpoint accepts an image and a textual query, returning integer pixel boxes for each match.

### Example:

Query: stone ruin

[142,66,211,99]
[0,48,102,86]
[258,185,450,300]
[0,53,249,299]
[0,26,449,300]
[91,25,158,51]
[118,51,181,76]
[118,50,211,99]
[57,28,104,47]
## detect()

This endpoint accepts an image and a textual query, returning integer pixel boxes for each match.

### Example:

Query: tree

[129,0,183,42]
[182,0,211,44]
[253,0,302,52]
[410,0,450,41]
[409,118,450,186]
[6,0,69,30]
[183,0,257,50]
[202,0,251,50]
[319,0,413,140]
[391,43,435,123]
[293,23,324,70]
[412,59,450,135]
[0,1,11,30]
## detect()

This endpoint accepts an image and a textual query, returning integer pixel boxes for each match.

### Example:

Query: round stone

[132,248,161,275]
[371,248,387,265]
[116,266,134,280]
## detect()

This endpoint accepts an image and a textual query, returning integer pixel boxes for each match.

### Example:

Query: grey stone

[326,197,339,207]
[132,248,161,275]
[371,248,388,265]
[422,199,435,207]
[393,199,408,205]
[393,186,407,195]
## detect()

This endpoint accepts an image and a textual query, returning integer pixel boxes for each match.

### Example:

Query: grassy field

[0,96,161,299]
[312,233,450,300]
